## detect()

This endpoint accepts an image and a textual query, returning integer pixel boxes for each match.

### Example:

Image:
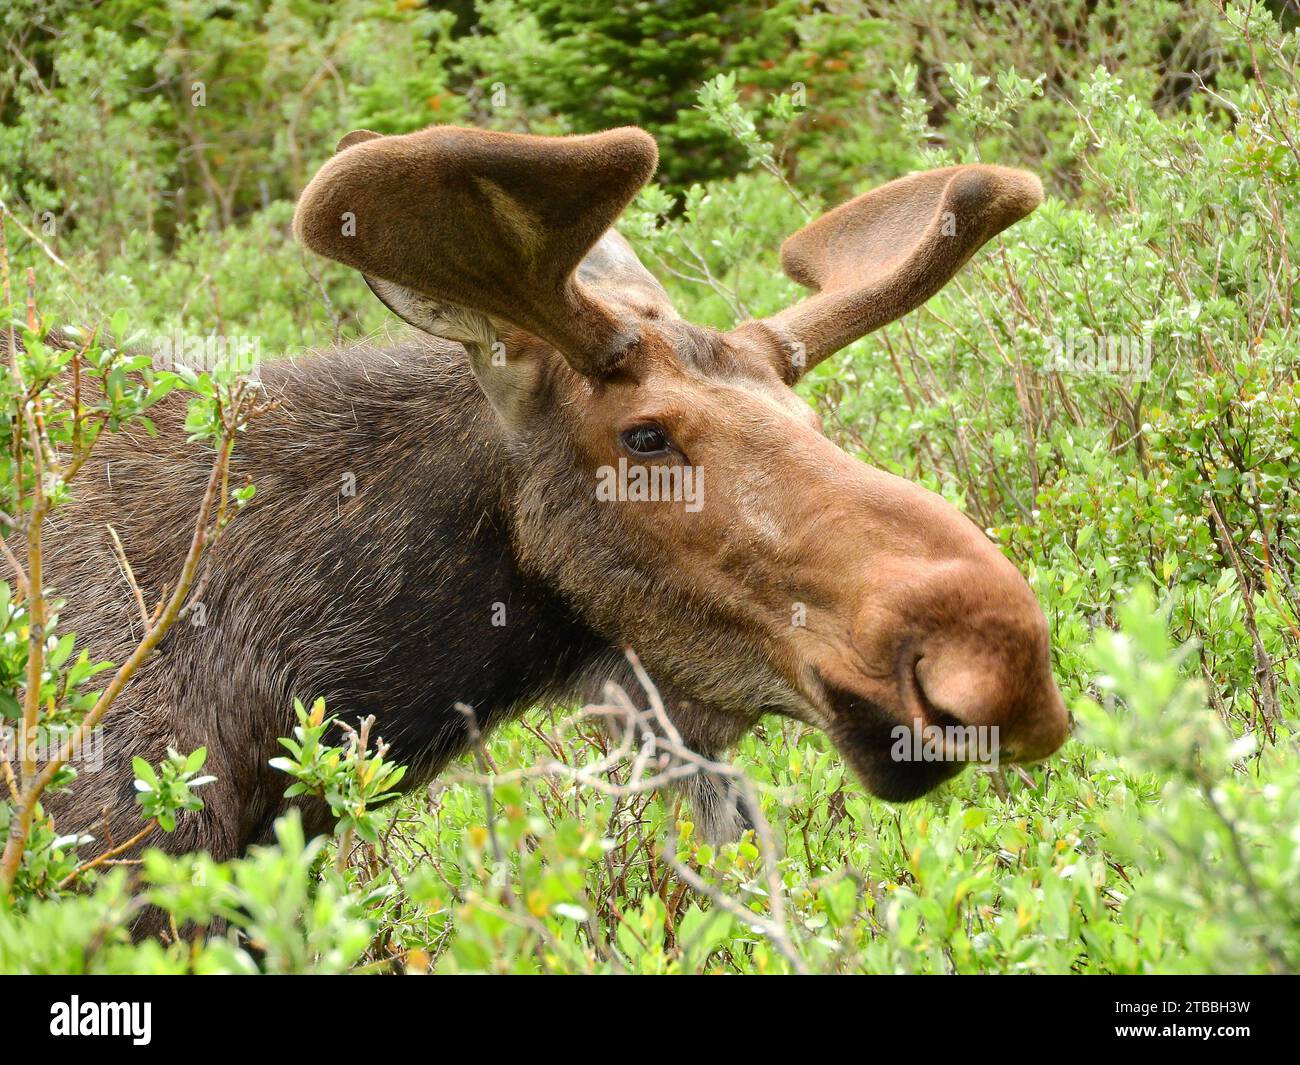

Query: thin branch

[58,820,158,890]
[0,199,79,282]
[447,656,808,973]
[106,525,150,633]
[0,413,245,895]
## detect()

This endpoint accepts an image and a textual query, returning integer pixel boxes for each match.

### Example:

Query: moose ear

[293,124,659,377]
[731,165,1042,380]
[336,129,382,152]
[323,129,503,354]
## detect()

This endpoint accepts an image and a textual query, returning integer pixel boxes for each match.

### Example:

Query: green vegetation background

[1,0,1297,972]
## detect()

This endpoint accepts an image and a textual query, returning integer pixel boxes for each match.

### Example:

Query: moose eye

[620,424,671,457]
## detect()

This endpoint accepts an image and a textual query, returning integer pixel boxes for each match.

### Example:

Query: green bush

[1,0,1297,973]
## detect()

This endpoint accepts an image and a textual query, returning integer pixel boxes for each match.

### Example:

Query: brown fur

[41,126,1067,914]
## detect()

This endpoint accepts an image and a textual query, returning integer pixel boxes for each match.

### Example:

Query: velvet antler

[733,165,1043,379]
[294,125,659,376]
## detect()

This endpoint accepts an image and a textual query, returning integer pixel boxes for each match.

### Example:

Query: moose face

[294,124,1069,802]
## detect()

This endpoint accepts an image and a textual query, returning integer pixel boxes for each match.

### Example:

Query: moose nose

[1009,682,1071,762]
[908,612,1070,765]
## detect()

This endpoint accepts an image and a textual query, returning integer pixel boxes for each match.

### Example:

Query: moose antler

[293,125,659,376]
[734,164,1043,379]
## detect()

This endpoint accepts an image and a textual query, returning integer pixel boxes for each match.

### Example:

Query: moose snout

[822,545,1069,803]
[905,588,1070,767]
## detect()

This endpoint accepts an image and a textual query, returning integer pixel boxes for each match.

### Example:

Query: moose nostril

[908,627,1070,764]
[909,655,965,730]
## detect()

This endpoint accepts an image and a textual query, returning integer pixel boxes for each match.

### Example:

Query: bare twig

[58,820,158,890]
[0,200,72,275]
[0,396,255,895]
[447,652,809,973]
[106,525,150,633]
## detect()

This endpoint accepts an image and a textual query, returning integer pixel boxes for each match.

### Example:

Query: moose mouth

[824,683,966,802]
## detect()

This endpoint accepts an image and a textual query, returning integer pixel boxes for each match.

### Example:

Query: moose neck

[223,338,610,778]
[41,335,615,862]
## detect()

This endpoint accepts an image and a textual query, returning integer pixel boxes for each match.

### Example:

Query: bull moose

[41,125,1068,881]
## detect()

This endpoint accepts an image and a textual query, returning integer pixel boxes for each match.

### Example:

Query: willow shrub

[2,0,1298,972]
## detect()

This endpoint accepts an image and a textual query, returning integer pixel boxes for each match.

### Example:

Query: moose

[41,125,1068,883]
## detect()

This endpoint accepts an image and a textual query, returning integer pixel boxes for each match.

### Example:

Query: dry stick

[1,212,20,387]
[453,701,575,972]
[71,325,90,454]
[1206,494,1279,742]
[0,199,75,279]
[0,747,18,805]
[0,432,235,895]
[0,220,22,581]
[0,217,35,802]
[19,417,46,792]
[450,662,808,973]
[953,274,1041,502]
[106,525,149,633]
[332,715,377,875]
[299,250,343,346]
[648,244,749,321]
[0,533,28,600]
[453,702,507,869]
[58,820,158,890]
[620,648,794,959]
[662,840,808,975]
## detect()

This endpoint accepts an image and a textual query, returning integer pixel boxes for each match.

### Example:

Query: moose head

[293,125,1068,809]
